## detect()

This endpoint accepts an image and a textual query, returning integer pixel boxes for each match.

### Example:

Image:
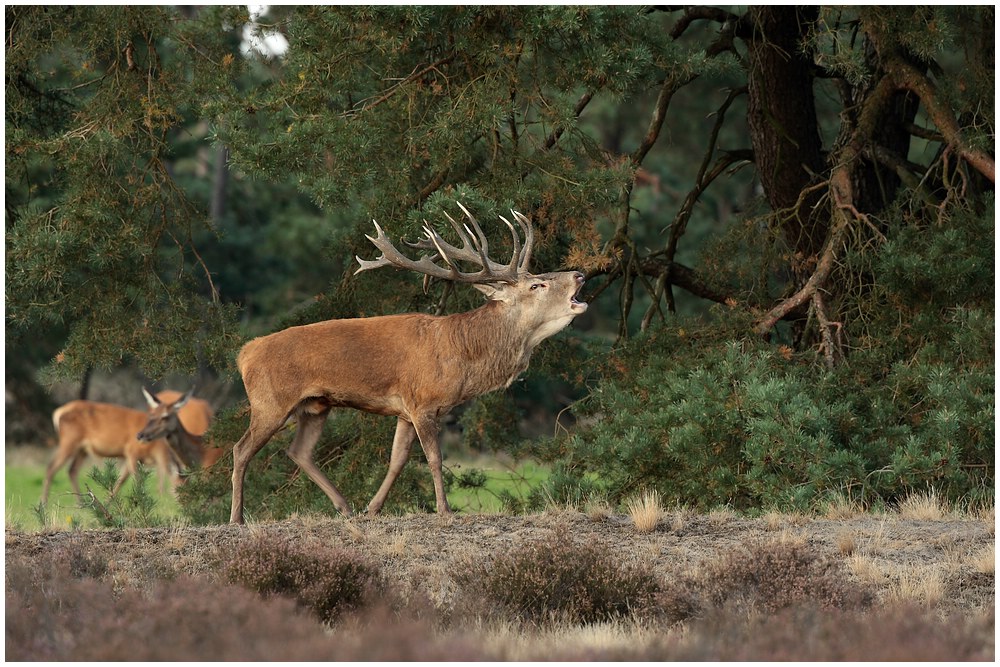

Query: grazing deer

[229,203,588,523]
[137,388,225,471]
[42,390,214,505]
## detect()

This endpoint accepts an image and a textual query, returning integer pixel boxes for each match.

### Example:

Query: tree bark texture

[746,6,827,263]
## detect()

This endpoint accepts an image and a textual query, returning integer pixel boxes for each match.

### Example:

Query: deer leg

[112,456,136,498]
[366,417,417,515]
[230,416,283,524]
[66,451,89,504]
[151,447,174,496]
[286,409,353,517]
[412,417,452,515]
[41,445,79,505]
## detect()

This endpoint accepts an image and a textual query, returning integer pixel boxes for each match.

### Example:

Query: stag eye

[530,283,546,290]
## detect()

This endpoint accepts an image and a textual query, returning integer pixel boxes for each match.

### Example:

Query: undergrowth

[453,526,661,624]
[6,537,991,661]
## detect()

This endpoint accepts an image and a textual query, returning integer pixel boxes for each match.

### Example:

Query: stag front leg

[230,414,283,524]
[286,409,353,517]
[367,417,417,515]
[413,416,452,515]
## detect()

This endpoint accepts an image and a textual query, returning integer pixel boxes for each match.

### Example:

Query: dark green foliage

[547,199,994,511]
[454,527,661,625]
[81,460,167,528]
[225,533,385,623]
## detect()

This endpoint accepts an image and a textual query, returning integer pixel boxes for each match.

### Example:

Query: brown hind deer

[137,388,225,471]
[42,390,214,505]
[229,203,588,523]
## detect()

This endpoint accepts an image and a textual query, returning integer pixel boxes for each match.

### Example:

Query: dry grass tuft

[845,553,886,587]
[669,505,693,532]
[884,565,947,607]
[820,493,864,519]
[626,489,663,534]
[835,530,857,556]
[342,517,368,542]
[967,543,995,573]
[897,489,951,520]
[706,506,736,524]
[584,496,613,522]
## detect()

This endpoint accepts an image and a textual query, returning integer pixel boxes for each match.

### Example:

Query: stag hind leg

[366,417,417,515]
[286,407,353,517]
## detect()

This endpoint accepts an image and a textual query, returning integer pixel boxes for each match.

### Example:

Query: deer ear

[174,388,195,410]
[142,387,160,409]
[473,282,513,303]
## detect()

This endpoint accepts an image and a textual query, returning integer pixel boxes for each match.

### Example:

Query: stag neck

[440,300,535,390]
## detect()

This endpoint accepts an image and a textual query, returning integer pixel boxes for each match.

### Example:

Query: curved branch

[886,56,994,183]
[667,6,747,40]
[753,158,854,337]
[637,257,734,305]
[630,73,697,167]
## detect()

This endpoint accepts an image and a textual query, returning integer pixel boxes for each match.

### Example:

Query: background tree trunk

[746,7,827,267]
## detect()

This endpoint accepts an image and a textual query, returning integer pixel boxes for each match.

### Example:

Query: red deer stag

[137,388,225,471]
[42,390,213,505]
[229,203,587,523]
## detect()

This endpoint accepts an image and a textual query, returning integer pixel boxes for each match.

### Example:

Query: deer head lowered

[229,203,587,523]
[138,388,227,473]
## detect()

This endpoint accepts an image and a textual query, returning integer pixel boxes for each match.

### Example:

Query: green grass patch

[5,460,181,530]
[6,454,553,527]
[447,459,551,513]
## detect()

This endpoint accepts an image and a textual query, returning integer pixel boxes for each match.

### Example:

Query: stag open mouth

[570,274,588,313]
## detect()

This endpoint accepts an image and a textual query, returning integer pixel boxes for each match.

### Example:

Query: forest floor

[6,503,994,613]
[6,439,995,660]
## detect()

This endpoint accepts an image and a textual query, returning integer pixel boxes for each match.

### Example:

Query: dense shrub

[695,541,872,614]
[225,533,385,623]
[656,605,994,662]
[454,527,661,625]
[6,567,338,661]
[544,201,994,512]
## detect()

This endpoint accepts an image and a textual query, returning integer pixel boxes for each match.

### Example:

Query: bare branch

[886,56,995,183]
[542,90,594,150]
[668,6,744,40]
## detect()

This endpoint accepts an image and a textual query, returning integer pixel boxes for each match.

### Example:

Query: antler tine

[511,210,534,271]
[422,224,455,270]
[498,215,522,276]
[455,201,492,271]
[355,206,525,285]
[355,219,457,280]
[442,210,476,253]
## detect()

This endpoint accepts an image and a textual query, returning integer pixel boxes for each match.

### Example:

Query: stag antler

[355,202,535,284]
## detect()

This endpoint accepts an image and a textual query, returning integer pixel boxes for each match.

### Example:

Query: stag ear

[472,282,514,303]
[142,387,161,409]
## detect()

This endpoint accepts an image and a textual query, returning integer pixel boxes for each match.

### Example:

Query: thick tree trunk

[746,7,827,265]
